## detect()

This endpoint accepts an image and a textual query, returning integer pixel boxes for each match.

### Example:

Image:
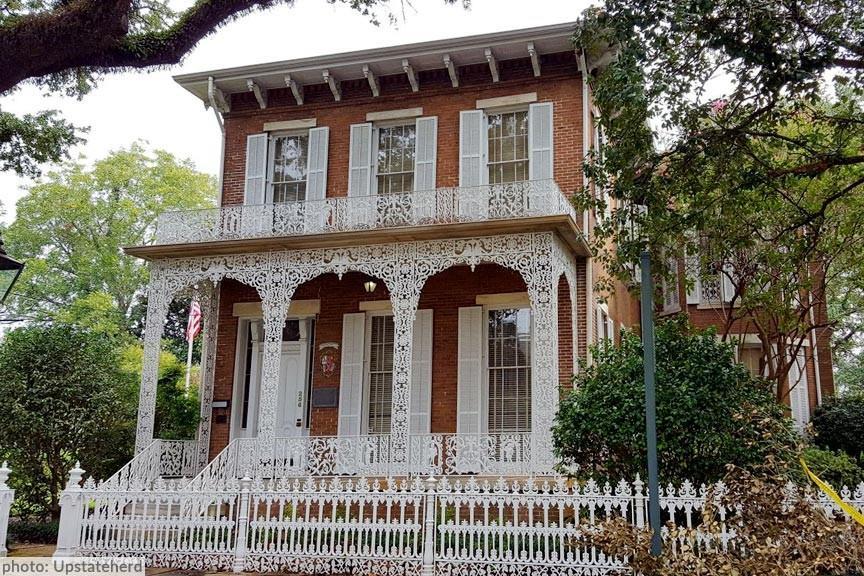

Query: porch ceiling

[124,214,589,260]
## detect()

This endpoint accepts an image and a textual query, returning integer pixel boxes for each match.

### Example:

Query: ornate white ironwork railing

[188,433,533,488]
[154,181,577,245]
[56,468,864,574]
[100,439,199,491]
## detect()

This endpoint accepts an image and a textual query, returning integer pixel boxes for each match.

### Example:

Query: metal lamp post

[639,250,662,556]
[0,237,23,304]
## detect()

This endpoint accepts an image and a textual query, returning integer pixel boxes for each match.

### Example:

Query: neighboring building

[54,22,834,571]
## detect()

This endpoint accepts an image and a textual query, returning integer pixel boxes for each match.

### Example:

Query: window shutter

[788,351,810,431]
[244,133,269,205]
[662,258,680,313]
[459,110,484,187]
[338,313,366,437]
[348,123,373,196]
[306,127,329,201]
[722,262,736,303]
[410,309,433,434]
[414,116,438,191]
[457,306,483,434]
[685,251,701,305]
[528,102,554,181]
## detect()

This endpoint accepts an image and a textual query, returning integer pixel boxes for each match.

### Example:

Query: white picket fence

[51,463,864,575]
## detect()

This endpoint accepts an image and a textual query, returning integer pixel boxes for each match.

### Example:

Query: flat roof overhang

[124,215,589,261]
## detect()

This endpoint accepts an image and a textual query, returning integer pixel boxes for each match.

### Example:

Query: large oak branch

[0,0,285,95]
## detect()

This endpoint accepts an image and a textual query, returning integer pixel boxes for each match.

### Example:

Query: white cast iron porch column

[134,272,170,454]
[196,280,220,470]
[255,291,292,450]
[389,289,419,475]
[526,234,560,474]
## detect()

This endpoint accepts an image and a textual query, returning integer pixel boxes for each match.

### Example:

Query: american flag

[186,300,202,343]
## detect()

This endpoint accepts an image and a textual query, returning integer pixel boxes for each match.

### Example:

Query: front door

[232,318,312,440]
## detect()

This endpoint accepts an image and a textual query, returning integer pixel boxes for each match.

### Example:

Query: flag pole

[184,335,194,395]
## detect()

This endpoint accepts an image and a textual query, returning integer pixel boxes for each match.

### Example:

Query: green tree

[552,317,796,485]
[575,1,864,393]
[0,0,466,177]
[2,145,216,338]
[0,324,134,519]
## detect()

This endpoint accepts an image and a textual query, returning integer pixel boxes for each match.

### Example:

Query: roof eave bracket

[443,53,459,88]
[485,48,500,83]
[284,74,304,105]
[323,69,342,102]
[402,59,419,92]
[363,65,380,97]
[246,79,267,109]
[528,42,541,77]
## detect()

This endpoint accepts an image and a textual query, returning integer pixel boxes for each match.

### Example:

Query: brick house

[47,21,839,572]
[119,21,833,478]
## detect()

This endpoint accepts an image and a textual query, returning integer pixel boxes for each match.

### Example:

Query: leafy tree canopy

[576,0,864,387]
[552,317,796,485]
[2,144,216,334]
[0,324,132,518]
[0,0,466,177]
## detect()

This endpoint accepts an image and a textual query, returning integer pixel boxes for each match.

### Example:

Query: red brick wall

[220,52,584,206]
[208,262,580,457]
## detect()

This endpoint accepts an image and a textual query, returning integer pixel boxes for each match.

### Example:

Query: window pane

[271,135,309,203]
[487,111,529,185]
[368,315,394,434]
[376,124,416,195]
[487,308,532,433]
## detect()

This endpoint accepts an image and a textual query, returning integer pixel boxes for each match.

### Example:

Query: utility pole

[640,250,662,556]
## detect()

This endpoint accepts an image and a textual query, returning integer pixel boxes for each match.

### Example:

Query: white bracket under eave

[443,53,459,88]
[323,69,341,102]
[485,48,499,83]
[246,79,267,109]
[363,65,380,97]
[284,74,304,106]
[402,59,419,92]
[528,42,541,77]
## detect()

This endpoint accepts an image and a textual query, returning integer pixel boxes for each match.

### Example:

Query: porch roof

[173,21,581,106]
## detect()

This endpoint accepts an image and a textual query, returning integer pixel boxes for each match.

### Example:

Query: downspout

[579,50,595,360]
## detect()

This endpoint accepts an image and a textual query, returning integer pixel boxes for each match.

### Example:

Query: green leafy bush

[553,316,796,485]
[811,394,864,460]
[801,447,864,489]
[7,520,59,544]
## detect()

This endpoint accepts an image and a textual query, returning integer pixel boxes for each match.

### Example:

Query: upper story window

[269,133,309,203]
[487,111,529,184]
[375,123,417,194]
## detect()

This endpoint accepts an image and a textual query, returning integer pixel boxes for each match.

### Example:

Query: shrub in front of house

[552,315,797,485]
[811,394,864,461]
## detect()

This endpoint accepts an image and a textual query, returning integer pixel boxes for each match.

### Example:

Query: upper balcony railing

[154,180,577,245]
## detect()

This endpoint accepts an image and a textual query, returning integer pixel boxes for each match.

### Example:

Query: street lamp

[0,237,24,304]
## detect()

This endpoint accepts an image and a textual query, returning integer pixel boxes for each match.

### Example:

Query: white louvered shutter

[528,102,554,182]
[304,127,329,233]
[348,123,374,228]
[685,251,701,305]
[458,110,487,220]
[457,306,484,434]
[244,134,268,205]
[410,309,433,434]
[348,123,373,196]
[662,258,680,313]
[306,127,329,200]
[722,262,736,303]
[788,351,810,431]
[338,313,366,437]
[413,116,438,224]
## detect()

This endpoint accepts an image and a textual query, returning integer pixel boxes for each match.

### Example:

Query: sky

[0,0,591,224]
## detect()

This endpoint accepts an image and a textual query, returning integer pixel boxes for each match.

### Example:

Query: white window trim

[481,304,534,435]
[230,318,262,440]
[482,106,531,186]
[266,129,312,204]
[263,118,317,132]
[476,93,537,110]
[371,119,418,195]
[366,107,424,122]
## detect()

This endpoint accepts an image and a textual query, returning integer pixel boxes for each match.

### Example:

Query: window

[367,314,394,434]
[376,124,416,194]
[739,346,763,378]
[487,308,532,433]
[598,304,614,344]
[487,111,529,184]
[270,133,309,203]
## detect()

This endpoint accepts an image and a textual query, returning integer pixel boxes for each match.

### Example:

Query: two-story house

[51,22,834,573]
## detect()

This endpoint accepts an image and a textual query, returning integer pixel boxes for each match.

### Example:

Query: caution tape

[800,457,864,527]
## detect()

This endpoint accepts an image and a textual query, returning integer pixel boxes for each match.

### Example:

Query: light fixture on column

[363,279,377,293]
